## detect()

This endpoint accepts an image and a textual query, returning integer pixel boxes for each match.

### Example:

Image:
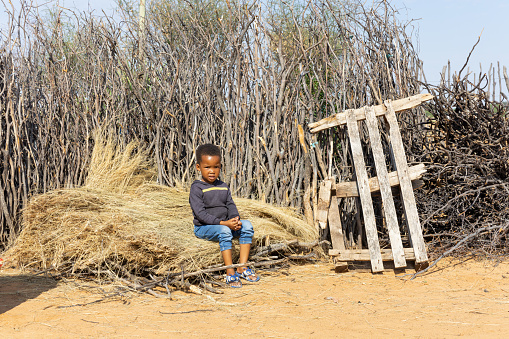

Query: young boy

[189,144,259,288]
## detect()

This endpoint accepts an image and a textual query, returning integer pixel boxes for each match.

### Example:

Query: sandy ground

[1,258,509,338]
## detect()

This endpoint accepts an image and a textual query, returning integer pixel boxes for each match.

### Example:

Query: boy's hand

[221,217,241,231]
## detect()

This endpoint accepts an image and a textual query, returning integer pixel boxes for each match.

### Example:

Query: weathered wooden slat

[328,182,346,251]
[345,109,384,273]
[316,179,332,229]
[309,93,433,133]
[333,257,349,272]
[329,187,348,272]
[363,106,407,268]
[329,248,416,261]
[384,100,428,264]
[334,164,426,197]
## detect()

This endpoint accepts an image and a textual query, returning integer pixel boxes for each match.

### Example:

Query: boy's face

[196,155,221,184]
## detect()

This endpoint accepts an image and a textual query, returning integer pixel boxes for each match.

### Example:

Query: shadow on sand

[0,273,58,314]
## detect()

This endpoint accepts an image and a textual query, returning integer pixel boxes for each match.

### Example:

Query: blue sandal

[226,272,242,288]
[238,268,260,282]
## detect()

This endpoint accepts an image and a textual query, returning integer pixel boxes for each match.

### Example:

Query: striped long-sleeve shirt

[189,179,240,226]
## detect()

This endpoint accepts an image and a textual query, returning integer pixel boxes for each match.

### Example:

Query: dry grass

[6,136,317,277]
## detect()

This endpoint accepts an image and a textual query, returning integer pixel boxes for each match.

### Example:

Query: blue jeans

[194,220,254,252]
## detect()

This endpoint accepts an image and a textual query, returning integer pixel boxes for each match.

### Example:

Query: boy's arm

[225,188,240,219]
[189,185,222,225]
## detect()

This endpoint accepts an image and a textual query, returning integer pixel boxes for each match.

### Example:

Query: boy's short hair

[196,144,221,164]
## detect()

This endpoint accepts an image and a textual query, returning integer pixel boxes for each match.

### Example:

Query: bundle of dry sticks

[411,59,509,255]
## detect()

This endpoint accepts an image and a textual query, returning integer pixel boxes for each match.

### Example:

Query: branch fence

[0,0,470,248]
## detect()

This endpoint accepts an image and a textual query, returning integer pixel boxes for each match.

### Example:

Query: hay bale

[6,137,317,277]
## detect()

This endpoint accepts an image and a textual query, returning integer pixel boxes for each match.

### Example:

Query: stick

[286,253,317,260]
[56,292,124,308]
[177,258,288,279]
[458,30,483,77]
[252,240,327,258]
[408,225,507,280]
[199,281,223,294]
[422,184,507,226]
[139,258,288,292]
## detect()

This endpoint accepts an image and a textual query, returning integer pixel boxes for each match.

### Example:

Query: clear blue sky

[392,0,509,85]
[2,0,508,88]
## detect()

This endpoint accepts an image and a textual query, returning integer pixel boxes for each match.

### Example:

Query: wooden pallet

[310,94,431,273]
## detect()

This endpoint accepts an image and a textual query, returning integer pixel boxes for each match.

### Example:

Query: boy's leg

[194,225,241,286]
[235,220,259,281]
[237,243,254,275]
[194,224,234,251]
[220,249,240,285]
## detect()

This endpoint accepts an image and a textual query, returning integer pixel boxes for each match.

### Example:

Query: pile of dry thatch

[6,136,317,290]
